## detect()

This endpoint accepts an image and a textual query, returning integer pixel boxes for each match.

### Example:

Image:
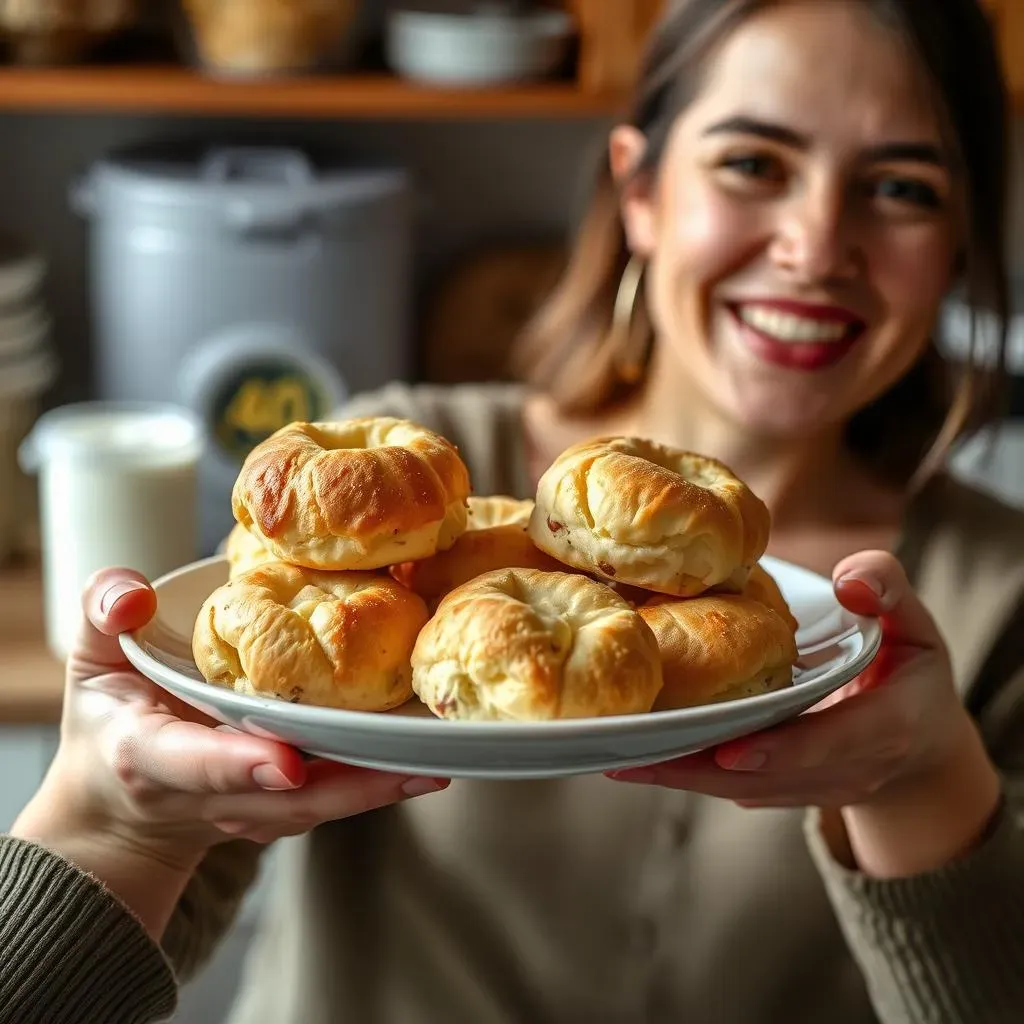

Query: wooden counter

[0,560,64,724]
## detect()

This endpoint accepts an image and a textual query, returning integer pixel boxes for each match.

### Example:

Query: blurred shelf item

[0,65,624,118]
[0,1,1019,118]
[0,559,63,724]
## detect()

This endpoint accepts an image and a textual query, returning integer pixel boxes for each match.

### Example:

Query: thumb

[832,549,944,651]
[68,568,157,682]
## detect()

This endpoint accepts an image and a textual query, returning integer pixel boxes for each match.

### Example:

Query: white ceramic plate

[120,556,882,780]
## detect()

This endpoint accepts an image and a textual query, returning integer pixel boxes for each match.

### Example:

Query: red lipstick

[728,301,866,372]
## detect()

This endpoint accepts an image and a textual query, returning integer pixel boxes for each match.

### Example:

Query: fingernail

[609,768,656,784]
[100,580,149,614]
[253,764,298,790]
[839,572,885,599]
[401,777,447,798]
[722,750,769,771]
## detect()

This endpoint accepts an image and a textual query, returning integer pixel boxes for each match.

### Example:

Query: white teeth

[737,305,851,344]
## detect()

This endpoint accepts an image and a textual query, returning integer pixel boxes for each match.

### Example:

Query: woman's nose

[769,184,861,284]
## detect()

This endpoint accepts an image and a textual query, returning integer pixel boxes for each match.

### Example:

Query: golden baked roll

[224,522,277,578]
[639,593,797,711]
[411,567,663,721]
[463,494,534,530]
[232,417,471,571]
[529,436,770,597]
[193,562,429,711]
[390,495,563,608]
[743,563,799,633]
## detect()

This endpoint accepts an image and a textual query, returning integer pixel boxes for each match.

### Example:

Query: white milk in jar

[19,402,203,661]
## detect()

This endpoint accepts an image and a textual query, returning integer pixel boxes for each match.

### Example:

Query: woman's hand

[607,551,1002,877]
[12,567,449,935]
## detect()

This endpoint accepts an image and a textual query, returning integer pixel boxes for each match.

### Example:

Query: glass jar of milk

[19,402,203,661]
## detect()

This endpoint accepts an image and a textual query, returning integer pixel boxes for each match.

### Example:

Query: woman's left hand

[607,551,1002,875]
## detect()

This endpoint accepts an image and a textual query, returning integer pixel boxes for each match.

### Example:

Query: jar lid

[19,401,204,473]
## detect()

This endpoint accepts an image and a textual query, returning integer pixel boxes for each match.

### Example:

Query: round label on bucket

[178,325,349,470]
[211,361,332,461]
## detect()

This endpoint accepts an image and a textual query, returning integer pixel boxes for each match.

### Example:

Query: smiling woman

[3,3,1024,1024]
[518,0,1007,488]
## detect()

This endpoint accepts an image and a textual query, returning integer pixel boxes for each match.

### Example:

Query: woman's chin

[716,378,841,439]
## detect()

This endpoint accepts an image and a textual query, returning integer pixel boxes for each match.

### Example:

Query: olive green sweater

[2,382,1023,1024]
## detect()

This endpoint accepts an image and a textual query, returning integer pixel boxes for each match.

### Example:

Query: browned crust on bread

[193,562,430,711]
[231,418,471,570]
[639,593,797,710]
[411,568,664,720]
[529,436,771,597]
[390,496,563,607]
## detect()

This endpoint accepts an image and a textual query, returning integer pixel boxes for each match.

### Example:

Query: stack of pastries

[193,417,799,721]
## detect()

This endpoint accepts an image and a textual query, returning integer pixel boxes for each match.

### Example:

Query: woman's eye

[869,177,942,210]
[720,154,784,181]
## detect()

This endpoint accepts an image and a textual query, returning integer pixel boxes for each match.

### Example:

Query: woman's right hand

[14,567,449,883]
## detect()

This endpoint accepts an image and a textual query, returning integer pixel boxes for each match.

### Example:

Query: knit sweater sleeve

[805,616,1024,1023]
[0,835,177,1024]
[159,838,265,981]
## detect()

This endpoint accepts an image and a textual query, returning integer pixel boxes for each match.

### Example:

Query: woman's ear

[609,126,657,258]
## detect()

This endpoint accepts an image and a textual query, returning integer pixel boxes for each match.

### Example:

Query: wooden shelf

[0,65,626,119]
[0,560,64,725]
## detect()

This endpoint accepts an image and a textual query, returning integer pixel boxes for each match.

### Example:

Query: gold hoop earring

[611,254,649,385]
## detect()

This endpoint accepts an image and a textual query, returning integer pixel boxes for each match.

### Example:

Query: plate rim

[119,553,883,737]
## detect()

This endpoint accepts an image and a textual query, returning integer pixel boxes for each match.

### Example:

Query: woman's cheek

[868,227,955,320]
[660,185,759,279]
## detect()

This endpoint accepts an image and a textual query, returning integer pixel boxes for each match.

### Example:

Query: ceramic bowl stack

[0,236,57,565]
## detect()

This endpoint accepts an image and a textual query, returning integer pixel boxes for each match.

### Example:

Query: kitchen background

[1,2,1022,1021]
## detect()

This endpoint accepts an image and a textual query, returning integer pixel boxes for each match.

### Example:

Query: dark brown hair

[514,0,1010,487]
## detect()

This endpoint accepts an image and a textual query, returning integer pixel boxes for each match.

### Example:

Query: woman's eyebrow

[703,115,807,147]
[860,142,947,166]
[702,115,947,167]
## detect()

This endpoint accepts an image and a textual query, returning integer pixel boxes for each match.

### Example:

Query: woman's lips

[727,301,866,372]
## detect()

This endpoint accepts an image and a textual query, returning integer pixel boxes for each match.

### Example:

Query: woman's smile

[725,298,867,371]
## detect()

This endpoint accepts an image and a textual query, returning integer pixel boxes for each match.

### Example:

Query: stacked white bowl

[0,236,58,565]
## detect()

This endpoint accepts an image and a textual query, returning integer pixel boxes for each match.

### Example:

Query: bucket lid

[0,346,57,400]
[75,143,410,219]
[18,401,204,473]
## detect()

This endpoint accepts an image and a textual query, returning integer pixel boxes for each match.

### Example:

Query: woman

[4,1,1023,1021]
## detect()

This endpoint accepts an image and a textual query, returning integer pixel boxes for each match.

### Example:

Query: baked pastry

[224,522,277,578]
[743,563,799,633]
[390,495,563,608]
[411,568,663,721]
[461,494,534,530]
[639,593,797,710]
[231,417,471,571]
[193,562,429,711]
[529,436,770,597]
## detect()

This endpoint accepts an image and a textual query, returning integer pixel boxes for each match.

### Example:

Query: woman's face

[612,0,959,438]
